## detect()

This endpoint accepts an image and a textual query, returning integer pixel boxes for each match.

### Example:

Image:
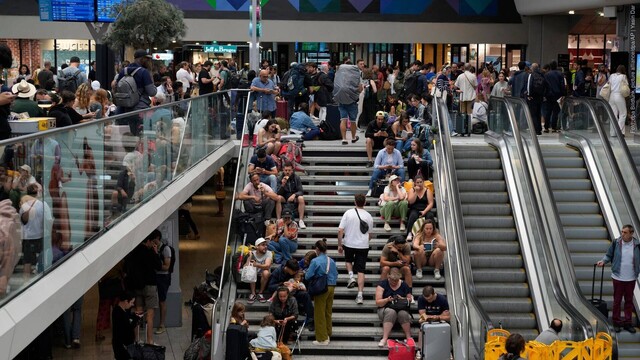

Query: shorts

[156,274,171,302]
[135,285,159,310]
[378,307,412,325]
[343,245,369,274]
[372,137,386,150]
[338,102,358,122]
[22,238,43,265]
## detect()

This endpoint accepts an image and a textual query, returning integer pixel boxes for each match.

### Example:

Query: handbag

[276,330,291,360]
[599,82,611,101]
[241,254,258,283]
[387,338,416,360]
[308,257,330,297]
[386,296,411,313]
[354,207,369,234]
[621,77,631,98]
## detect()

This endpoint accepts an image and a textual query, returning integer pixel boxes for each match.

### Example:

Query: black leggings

[406,208,435,236]
[179,209,199,235]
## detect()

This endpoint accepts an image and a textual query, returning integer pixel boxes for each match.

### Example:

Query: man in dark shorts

[153,234,173,335]
[338,194,373,304]
[365,111,390,167]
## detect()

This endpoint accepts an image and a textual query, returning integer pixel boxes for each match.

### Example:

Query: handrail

[0,89,248,307]
[502,96,616,349]
[489,96,592,341]
[434,97,492,359]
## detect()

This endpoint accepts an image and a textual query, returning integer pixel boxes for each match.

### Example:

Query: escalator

[453,144,538,339]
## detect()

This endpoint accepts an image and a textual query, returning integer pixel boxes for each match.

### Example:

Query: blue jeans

[369,168,405,189]
[268,236,299,264]
[338,102,358,121]
[395,139,411,153]
[260,174,277,189]
[303,128,321,140]
[63,297,83,345]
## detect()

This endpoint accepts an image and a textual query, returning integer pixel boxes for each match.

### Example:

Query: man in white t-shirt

[245,237,273,304]
[338,193,373,304]
[175,61,195,94]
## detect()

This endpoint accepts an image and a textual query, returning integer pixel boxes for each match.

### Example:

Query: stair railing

[433,97,492,360]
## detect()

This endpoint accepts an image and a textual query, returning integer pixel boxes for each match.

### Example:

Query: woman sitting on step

[379,174,408,232]
[412,219,447,280]
[375,267,414,348]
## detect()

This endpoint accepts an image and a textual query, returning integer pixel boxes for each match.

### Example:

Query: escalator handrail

[492,96,592,340]
[434,97,493,357]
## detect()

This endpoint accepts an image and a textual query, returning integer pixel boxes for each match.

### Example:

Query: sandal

[342,140,348,145]
[351,136,360,143]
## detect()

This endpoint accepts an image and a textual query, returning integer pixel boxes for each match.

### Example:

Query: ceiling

[569,10,617,34]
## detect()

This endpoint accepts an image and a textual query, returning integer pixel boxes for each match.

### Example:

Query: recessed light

[195,42,200,45]
[172,40,176,43]
[568,10,575,15]
[599,11,604,16]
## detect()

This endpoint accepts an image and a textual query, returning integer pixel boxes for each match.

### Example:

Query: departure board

[97,0,123,22]
[39,0,96,22]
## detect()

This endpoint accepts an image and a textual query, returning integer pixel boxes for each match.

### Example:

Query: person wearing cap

[379,174,408,232]
[12,164,37,199]
[245,237,273,304]
[276,162,306,229]
[380,235,413,290]
[114,50,157,134]
[364,111,390,167]
[248,147,279,191]
[367,138,405,197]
[237,173,279,221]
[10,80,46,117]
[268,209,299,264]
[60,56,88,90]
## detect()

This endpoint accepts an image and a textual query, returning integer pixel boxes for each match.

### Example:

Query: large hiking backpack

[332,64,360,104]
[278,141,304,173]
[403,72,420,97]
[58,69,82,93]
[114,67,142,108]
[282,64,306,97]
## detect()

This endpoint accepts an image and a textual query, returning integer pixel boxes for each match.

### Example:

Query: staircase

[453,144,539,340]
[237,139,444,357]
[541,144,640,358]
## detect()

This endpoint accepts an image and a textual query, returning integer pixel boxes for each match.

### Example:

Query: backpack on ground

[160,243,176,274]
[319,119,341,140]
[403,72,420,97]
[58,69,82,93]
[471,121,488,134]
[114,67,142,108]
[527,71,546,97]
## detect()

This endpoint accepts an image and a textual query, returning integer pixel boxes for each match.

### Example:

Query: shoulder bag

[599,82,611,101]
[354,207,369,234]
[241,253,258,283]
[620,75,631,98]
[307,256,330,297]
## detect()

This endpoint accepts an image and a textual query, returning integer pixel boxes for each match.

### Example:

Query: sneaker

[415,350,422,360]
[248,294,256,304]
[384,222,391,232]
[72,339,81,348]
[313,339,330,345]
[366,189,372,197]
[351,136,360,143]
[624,325,637,334]
[347,278,357,289]
[434,269,442,280]
[154,326,166,335]
[366,160,374,168]
[451,131,459,137]
[355,294,364,304]
[298,219,307,229]
[378,339,387,347]
[400,223,406,232]
[416,269,423,279]
[257,294,267,303]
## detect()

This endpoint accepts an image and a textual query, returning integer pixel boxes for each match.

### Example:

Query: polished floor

[50,189,231,360]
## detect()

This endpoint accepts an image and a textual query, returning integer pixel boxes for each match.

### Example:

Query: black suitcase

[452,111,470,136]
[590,264,609,318]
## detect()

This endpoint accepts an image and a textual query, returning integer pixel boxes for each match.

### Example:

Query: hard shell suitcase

[276,100,289,120]
[421,321,451,360]
[451,111,471,137]
[590,264,609,318]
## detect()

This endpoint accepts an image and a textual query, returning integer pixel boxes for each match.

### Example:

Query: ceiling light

[569,10,575,15]
[598,11,604,16]
[172,40,176,43]
[195,42,200,45]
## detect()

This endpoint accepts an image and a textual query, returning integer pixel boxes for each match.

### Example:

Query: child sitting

[250,314,278,350]
[268,270,306,302]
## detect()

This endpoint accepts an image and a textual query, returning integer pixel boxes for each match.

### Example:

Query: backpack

[527,71,545,97]
[229,72,242,89]
[332,64,361,104]
[160,243,176,274]
[58,69,82,93]
[393,72,405,96]
[282,64,307,97]
[472,121,488,134]
[414,123,431,144]
[319,119,341,140]
[278,141,304,172]
[114,67,142,108]
[403,72,420,97]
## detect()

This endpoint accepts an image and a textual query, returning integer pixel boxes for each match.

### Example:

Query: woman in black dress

[112,290,140,360]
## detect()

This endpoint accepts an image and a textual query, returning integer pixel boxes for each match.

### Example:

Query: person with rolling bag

[416,286,451,360]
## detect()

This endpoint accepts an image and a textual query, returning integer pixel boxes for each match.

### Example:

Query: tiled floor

[51,188,231,360]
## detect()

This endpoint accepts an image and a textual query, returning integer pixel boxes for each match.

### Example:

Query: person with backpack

[281,62,313,118]
[113,50,157,135]
[306,62,333,122]
[525,63,547,135]
[333,60,363,145]
[58,56,87,94]
[153,234,175,335]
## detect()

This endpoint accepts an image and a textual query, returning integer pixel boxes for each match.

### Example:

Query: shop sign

[152,53,174,60]
[203,45,237,53]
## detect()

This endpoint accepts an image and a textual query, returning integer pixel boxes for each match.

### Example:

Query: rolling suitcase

[421,321,451,360]
[590,264,609,318]
[276,100,289,120]
[451,111,470,137]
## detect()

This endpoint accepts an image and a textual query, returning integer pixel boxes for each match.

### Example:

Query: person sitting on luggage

[412,219,446,280]
[276,163,306,228]
[415,286,450,360]
[407,139,433,181]
[406,175,434,238]
[380,235,413,290]
[245,238,273,304]
[289,103,320,140]
[267,259,314,331]
[249,148,278,190]
[471,92,488,127]
[237,173,280,221]
[268,209,299,264]
[256,119,281,156]
[375,267,414,347]
[499,333,526,360]
[250,314,278,350]
[365,111,390,168]
[268,286,299,345]
[367,138,405,197]
[391,112,414,153]
[379,174,408,232]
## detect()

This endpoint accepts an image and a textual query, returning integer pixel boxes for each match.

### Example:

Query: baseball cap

[134,49,152,59]
[20,164,31,173]
[255,238,267,246]
[376,111,385,118]
[282,209,293,218]
[91,80,101,91]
